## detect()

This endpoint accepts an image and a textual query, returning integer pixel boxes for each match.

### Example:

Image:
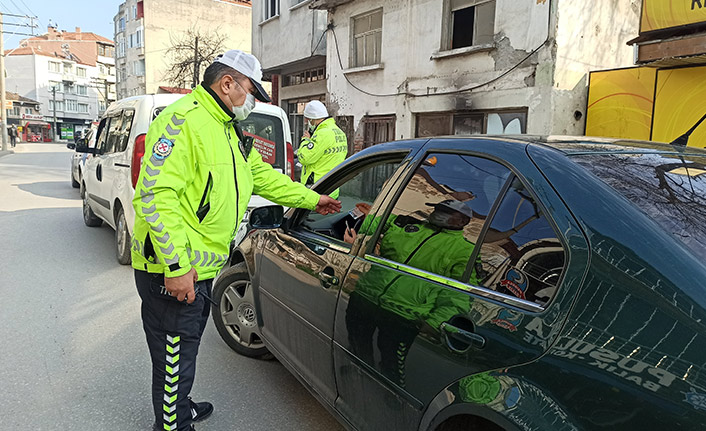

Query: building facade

[4,92,47,142]
[585,0,706,148]
[253,0,329,144]
[114,0,252,99]
[255,0,640,152]
[5,26,117,140]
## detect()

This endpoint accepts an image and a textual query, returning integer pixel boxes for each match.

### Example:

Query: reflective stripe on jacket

[298,117,347,186]
[132,85,319,279]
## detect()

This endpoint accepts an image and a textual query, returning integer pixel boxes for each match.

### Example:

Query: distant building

[114,0,252,99]
[4,92,48,142]
[5,26,117,140]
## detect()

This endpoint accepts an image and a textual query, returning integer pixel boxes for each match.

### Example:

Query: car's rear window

[574,152,706,260]
[240,112,284,170]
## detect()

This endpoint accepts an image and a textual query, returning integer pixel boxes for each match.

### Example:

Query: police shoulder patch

[153,137,174,160]
[307,142,315,150]
[404,225,420,233]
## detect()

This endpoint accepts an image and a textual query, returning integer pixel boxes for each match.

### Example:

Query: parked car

[212,136,706,430]
[75,94,296,265]
[68,126,97,188]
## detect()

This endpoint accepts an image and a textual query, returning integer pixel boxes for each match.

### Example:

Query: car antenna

[669,112,706,147]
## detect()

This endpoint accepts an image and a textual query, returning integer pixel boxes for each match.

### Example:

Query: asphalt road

[0,143,343,431]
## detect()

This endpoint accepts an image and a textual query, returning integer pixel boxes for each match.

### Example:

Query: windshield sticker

[491,309,524,332]
[500,268,528,300]
[684,388,706,411]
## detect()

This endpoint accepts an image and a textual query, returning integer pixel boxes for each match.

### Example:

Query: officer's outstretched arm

[249,148,320,210]
[297,129,330,166]
[133,114,196,278]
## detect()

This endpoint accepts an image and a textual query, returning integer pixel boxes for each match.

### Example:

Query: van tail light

[131,133,146,189]
[286,141,295,181]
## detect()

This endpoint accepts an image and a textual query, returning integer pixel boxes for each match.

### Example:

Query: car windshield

[573,152,706,261]
[239,112,284,170]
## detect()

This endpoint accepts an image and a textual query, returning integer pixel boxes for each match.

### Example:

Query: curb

[0,149,14,159]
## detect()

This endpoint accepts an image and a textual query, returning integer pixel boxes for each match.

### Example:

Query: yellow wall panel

[641,0,706,32]
[586,68,656,140]
[652,66,706,147]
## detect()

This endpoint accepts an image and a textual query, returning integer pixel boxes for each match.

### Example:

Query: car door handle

[318,270,339,288]
[441,322,485,350]
[96,164,102,182]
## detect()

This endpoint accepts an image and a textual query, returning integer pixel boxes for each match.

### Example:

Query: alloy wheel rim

[220,280,264,349]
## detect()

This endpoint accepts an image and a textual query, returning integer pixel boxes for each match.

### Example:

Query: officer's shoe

[189,397,214,422]
[151,424,195,430]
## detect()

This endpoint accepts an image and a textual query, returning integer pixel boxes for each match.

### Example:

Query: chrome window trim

[292,229,351,254]
[364,254,544,313]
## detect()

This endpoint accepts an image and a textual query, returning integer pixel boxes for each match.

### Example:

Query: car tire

[115,207,131,265]
[71,172,80,188]
[211,263,273,359]
[82,187,103,227]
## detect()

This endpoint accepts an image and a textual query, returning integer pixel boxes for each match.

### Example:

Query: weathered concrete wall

[551,0,640,134]
[253,0,327,71]
[326,0,554,140]
[144,0,252,94]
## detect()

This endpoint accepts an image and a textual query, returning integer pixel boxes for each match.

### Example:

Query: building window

[99,64,105,74]
[119,17,126,32]
[76,85,88,96]
[11,106,20,116]
[48,61,61,73]
[49,81,63,92]
[98,44,105,56]
[263,0,279,20]
[78,103,89,114]
[99,100,107,112]
[76,67,87,77]
[416,110,526,137]
[132,4,137,19]
[24,107,32,115]
[445,0,496,50]
[133,59,145,76]
[136,29,143,47]
[49,100,64,111]
[351,9,383,67]
[65,100,78,112]
[362,115,395,148]
[282,66,325,87]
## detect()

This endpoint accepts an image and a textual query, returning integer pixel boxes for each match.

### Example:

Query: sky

[2,0,117,49]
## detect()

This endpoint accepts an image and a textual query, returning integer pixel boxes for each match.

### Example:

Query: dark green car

[212,136,706,430]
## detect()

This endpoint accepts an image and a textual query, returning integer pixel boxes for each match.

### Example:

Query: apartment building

[114,0,252,98]
[255,0,640,152]
[5,26,117,140]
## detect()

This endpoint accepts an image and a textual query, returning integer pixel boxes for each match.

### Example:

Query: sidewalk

[0,149,14,159]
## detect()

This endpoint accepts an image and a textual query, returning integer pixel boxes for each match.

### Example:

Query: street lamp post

[52,86,57,141]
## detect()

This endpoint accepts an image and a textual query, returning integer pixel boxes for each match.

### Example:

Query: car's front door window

[297,157,403,245]
[367,152,512,283]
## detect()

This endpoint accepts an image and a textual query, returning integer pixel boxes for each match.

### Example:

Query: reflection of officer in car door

[297,101,348,191]
[344,200,479,386]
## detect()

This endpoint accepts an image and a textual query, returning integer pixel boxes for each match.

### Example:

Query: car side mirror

[248,205,284,229]
[66,142,76,150]
[75,142,95,154]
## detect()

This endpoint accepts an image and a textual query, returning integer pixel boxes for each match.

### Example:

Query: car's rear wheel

[71,171,79,188]
[82,186,103,227]
[115,207,131,265]
[211,263,272,359]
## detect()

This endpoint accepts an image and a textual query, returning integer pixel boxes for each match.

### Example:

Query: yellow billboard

[641,0,706,33]
[652,66,706,147]
[586,68,656,141]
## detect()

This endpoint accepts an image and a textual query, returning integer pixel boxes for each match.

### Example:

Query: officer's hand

[315,195,342,215]
[303,130,311,139]
[165,268,198,304]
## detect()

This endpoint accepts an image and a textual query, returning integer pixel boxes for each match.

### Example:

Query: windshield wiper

[669,112,706,147]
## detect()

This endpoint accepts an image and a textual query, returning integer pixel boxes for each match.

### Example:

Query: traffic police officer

[298,100,348,188]
[131,50,341,431]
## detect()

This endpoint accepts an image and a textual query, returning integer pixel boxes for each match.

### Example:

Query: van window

[105,113,123,154]
[116,110,135,152]
[95,117,111,154]
[240,112,284,170]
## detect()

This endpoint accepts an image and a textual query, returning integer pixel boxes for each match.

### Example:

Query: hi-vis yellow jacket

[298,118,347,186]
[131,85,320,280]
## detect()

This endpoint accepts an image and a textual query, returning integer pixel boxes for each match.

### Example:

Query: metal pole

[0,13,8,151]
[52,86,57,141]
[192,36,199,89]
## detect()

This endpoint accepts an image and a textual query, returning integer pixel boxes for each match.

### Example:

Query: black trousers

[135,270,212,431]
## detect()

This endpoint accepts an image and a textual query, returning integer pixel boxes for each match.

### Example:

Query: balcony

[62,73,76,84]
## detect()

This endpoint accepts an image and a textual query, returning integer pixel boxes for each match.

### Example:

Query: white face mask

[307,120,316,133]
[232,93,255,121]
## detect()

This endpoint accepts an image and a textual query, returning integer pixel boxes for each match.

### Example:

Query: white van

[77,94,295,264]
